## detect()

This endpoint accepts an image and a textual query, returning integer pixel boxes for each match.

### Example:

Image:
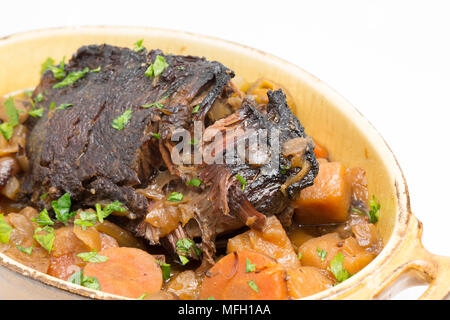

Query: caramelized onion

[94,220,145,249]
[1,176,20,200]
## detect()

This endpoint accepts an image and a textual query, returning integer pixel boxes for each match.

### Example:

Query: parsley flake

[368,195,380,223]
[133,39,145,52]
[145,55,169,78]
[77,251,108,263]
[29,108,44,118]
[317,247,328,261]
[245,258,256,273]
[57,103,73,110]
[0,214,13,244]
[156,259,171,281]
[192,104,200,114]
[248,280,259,292]
[51,193,75,223]
[16,244,33,255]
[33,226,55,253]
[53,67,90,89]
[186,178,202,187]
[69,270,100,290]
[112,109,133,130]
[236,174,247,191]
[32,208,54,226]
[328,252,351,283]
[167,192,184,202]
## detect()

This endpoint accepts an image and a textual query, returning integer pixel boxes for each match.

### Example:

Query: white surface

[0,0,448,299]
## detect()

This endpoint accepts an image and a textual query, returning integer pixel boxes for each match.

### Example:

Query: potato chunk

[294,161,351,224]
[287,266,334,299]
[227,216,300,269]
[298,232,376,279]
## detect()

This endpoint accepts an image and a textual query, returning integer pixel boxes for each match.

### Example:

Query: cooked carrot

[227,216,301,270]
[48,254,82,281]
[298,232,376,278]
[293,160,351,224]
[83,247,162,298]
[286,266,334,299]
[199,250,288,300]
[312,139,329,159]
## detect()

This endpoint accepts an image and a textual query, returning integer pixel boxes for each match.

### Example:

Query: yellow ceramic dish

[0,26,448,300]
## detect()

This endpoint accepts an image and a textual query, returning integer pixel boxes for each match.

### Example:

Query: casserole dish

[0,26,448,300]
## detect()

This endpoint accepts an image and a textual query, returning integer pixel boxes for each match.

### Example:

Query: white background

[0,0,448,299]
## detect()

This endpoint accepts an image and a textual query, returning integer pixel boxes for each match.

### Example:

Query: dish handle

[368,214,450,300]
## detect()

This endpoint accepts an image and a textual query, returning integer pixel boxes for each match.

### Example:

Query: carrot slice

[83,247,162,298]
[312,139,329,159]
[199,250,288,300]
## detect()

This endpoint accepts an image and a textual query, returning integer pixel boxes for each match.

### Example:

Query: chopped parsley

[77,251,108,263]
[69,270,100,290]
[74,211,97,230]
[39,193,49,199]
[16,244,33,255]
[56,103,73,110]
[0,214,13,244]
[156,259,171,281]
[0,123,13,140]
[145,55,169,78]
[49,102,56,110]
[3,97,20,134]
[192,104,200,114]
[95,201,127,223]
[32,208,54,226]
[176,238,202,256]
[281,165,290,175]
[190,138,199,145]
[41,57,66,79]
[316,247,328,261]
[137,293,147,300]
[133,39,145,52]
[34,93,44,103]
[179,255,189,265]
[167,192,184,202]
[245,258,256,273]
[328,252,351,283]
[53,67,90,89]
[142,102,164,109]
[152,133,160,139]
[298,252,303,260]
[186,178,202,187]
[29,108,44,118]
[236,174,247,191]
[248,280,259,293]
[368,195,380,223]
[90,66,101,73]
[51,193,75,224]
[207,296,215,300]
[112,109,133,130]
[177,66,185,70]
[33,226,55,253]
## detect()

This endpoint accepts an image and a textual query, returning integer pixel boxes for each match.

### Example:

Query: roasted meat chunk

[21,44,318,268]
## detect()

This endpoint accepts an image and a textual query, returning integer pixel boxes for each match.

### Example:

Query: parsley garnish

[179,255,189,265]
[39,193,49,199]
[133,39,145,52]
[245,258,256,273]
[145,55,169,78]
[298,252,303,260]
[142,102,164,109]
[34,93,44,103]
[32,208,54,226]
[0,123,13,141]
[137,293,147,300]
[190,138,199,145]
[207,296,215,300]
[57,103,73,110]
[33,226,55,253]
[74,211,97,230]
[281,165,290,175]
[236,174,247,191]
[95,201,127,223]
[51,193,75,224]
[192,105,200,114]
[152,133,160,139]
[248,280,259,292]
[156,259,171,281]
[0,214,13,244]
[49,102,55,110]
[112,109,133,130]
[41,57,66,79]
[77,251,108,263]
[316,247,328,261]
[368,195,380,223]
[4,97,19,127]
[176,238,201,264]
[53,67,90,89]
[328,252,351,283]
[167,192,184,202]
[186,178,202,187]
[69,270,100,290]
[29,108,44,118]
[16,244,33,255]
